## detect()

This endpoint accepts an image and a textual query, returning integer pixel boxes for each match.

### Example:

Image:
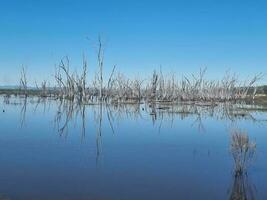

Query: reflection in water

[33,97,52,115]
[20,97,27,127]
[3,95,10,105]
[229,173,256,200]
[229,129,257,200]
[54,99,75,138]
[149,102,157,125]
[192,113,206,133]
[95,102,103,163]
[13,96,267,163]
[1,96,267,199]
[14,97,267,137]
[0,194,11,200]
[81,103,86,141]
[106,105,115,135]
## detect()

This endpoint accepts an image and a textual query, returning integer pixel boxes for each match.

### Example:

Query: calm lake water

[0,96,267,200]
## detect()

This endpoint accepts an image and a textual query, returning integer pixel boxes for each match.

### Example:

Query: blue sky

[0,0,267,85]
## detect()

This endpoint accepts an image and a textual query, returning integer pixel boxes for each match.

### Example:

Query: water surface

[0,96,267,200]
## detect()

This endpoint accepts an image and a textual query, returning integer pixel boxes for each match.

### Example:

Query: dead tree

[19,66,28,97]
[106,65,116,100]
[240,73,263,99]
[76,55,88,102]
[150,70,158,101]
[97,36,104,101]
[132,78,144,101]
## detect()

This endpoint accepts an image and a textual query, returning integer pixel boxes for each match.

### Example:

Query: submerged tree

[14,40,263,104]
[150,70,158,101]
[19,66,28,97]
[97,36,104,101]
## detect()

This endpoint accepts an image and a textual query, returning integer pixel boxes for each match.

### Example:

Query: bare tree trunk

[20,66,28,97]
[151,70,158,101]
[97,36,104,101]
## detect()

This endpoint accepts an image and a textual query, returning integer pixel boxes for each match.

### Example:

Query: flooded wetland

[0,96,267,200]
[2,0,267,199]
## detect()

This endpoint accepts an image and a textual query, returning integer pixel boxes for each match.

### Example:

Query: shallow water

[0,96,267,200]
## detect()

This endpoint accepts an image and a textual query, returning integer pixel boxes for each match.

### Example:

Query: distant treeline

[254,85,267,94]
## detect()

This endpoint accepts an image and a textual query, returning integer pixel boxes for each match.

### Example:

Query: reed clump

[230,129,256,176]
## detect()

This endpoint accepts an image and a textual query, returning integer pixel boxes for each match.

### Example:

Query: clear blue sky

[0,0,267,85]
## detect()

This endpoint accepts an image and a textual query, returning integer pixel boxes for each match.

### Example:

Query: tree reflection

[0,194,11,200]
[2,96,266,197]
[229,173,256,200]
[95,102,103,163]
[12,96,267,138]
[20,97,27,127]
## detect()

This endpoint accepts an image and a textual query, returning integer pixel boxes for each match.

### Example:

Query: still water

[0,96,267,200]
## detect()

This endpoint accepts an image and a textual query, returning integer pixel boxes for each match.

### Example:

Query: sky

[0,0,267,86]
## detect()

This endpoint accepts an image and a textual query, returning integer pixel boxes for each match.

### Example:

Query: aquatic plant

[229,129,257,200]
[230,130,256,176]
